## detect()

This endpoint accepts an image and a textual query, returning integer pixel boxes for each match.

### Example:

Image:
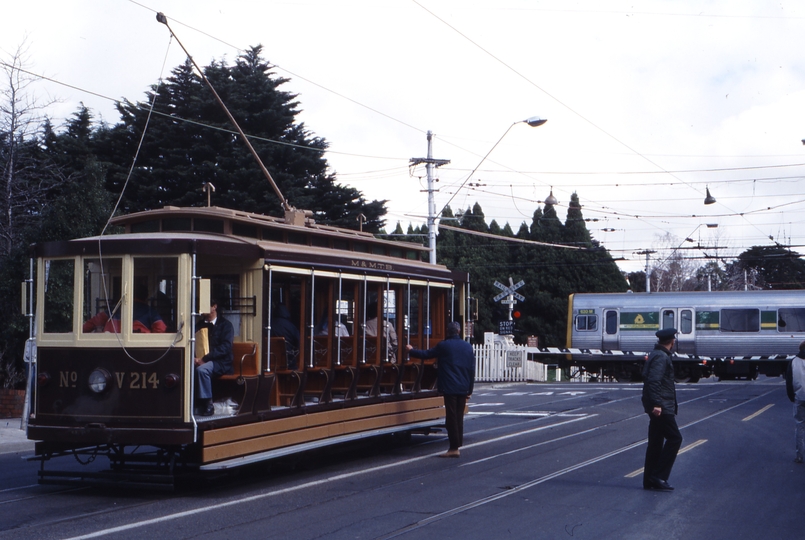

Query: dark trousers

[444,394,467,450]
[643,413,683,485]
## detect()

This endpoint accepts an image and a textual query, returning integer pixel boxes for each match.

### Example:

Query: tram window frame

[132,257,180,335]
[720,308,760,333]
[778,308,805,332]
[43,258,76,334]
[576,314,599,332]
[82,257,123,334]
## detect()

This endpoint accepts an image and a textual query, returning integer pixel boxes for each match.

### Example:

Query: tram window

[133,257,178,333]
[162,218,191,232]
[576,315,599,332]
[778,308,805,332]
[311,236,328,248]
[262,228,283,243]
[720,308,759,332]
[232,223,258,238]
[194,218,224,233]
[406,251,418,260]
[131,220,159,233]
[43,259,75,334]
[371,246,386,256]
[603,311,615,334]
[353,243,369,253]
[288,232,307,245]
[333,239,349,251]
[680,310,693,334]
[82,258,122,333]
[390,248,402,259]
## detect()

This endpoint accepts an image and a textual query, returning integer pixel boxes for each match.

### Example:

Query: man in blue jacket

[406,321,475,458]
[642,327,682,491]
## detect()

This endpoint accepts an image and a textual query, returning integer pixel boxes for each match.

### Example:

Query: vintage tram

[567,290,803,382]
[23,205,469,487]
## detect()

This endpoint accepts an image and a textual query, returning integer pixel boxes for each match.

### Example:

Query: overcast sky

[4,0,805,274]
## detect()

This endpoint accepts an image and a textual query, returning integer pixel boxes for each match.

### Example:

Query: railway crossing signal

[493,277,526,325]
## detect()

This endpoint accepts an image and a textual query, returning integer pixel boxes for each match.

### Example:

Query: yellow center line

[743,404,774,422]
[624,439,708,478]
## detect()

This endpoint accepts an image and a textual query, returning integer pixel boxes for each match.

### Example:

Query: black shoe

[649,477,674,491]
[200,400,215,416]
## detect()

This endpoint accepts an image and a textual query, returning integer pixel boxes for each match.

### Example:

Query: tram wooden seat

[268,337,305,407]
[219,342,259,382]
[214,341,260,416]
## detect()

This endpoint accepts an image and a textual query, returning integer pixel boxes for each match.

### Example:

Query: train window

[333,239,349,251]
[82,258,122,333]
[576,315,598,331]
[680,310,693,334]
[662,310,675,330]
[604,311,616,334]
[720,308,759,332]
[778,308,805,332]
[43,259,75,334]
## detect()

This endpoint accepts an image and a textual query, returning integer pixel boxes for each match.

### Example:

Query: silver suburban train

[567,290,803,382]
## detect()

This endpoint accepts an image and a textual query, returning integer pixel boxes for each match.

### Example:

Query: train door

[602,309,619,351]
[660,307,695,354]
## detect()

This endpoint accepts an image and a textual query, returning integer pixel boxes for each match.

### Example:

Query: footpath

[0,419,34,455]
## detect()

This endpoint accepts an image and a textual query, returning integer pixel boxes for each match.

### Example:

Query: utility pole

[410,131,450,264]
[634,250,656,292]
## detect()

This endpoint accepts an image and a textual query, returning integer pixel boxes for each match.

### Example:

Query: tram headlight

[164,373,180,389]
[88,368,111,394]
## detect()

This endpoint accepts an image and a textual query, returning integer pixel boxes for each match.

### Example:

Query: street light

[437,116,548,235]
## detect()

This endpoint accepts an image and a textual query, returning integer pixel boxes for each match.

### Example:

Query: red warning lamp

[513,310,521,319]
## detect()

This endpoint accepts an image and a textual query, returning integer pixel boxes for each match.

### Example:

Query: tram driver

[194,299,234,416]
[82,281,167,333]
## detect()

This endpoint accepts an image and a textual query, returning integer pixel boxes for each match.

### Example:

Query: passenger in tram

[271,304,301,369]
[641,327,683,491]
[406,321,474,458]
[194,299,234,416]
[784,341,805,463]
[82,282,167,333]
[315,313,349,337]
[365,301,398,362]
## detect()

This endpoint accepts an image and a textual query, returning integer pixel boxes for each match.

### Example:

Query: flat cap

[656,327,677,340]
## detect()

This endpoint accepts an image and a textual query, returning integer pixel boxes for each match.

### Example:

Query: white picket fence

[473,343,561,383]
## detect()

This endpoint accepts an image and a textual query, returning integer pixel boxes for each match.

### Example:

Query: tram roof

[109,206,429,254]
[34,207,468,282]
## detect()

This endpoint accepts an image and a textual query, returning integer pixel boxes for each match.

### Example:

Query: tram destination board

[499,320,515,335]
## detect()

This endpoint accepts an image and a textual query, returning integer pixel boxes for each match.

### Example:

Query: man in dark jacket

[194,299,234,416]
[271,304,301,370]
[642,327,683,491]
[406,321,474,458]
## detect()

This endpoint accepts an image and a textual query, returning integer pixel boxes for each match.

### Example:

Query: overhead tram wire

[411,0,783,249]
